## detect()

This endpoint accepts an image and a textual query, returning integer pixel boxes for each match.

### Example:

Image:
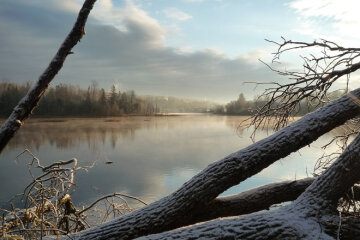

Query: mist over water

[0,115,340,208]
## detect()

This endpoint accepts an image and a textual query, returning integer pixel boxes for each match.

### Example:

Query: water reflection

[0,115,340,207]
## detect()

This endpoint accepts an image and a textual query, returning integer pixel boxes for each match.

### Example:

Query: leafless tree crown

[249,37,360,131]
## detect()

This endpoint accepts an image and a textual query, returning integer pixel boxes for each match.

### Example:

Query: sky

[1,0,360,103]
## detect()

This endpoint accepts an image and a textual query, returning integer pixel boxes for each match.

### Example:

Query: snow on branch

[0,0,97,153]
[48,88,360,240]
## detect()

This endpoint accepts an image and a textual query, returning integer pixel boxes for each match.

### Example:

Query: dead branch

[77,193,147,216]
[139,125,360,239]
[0,0,97,154]
[1,150,146,239]
[46,89,360,240]
[249,38,360,132]
[191,177,314,223]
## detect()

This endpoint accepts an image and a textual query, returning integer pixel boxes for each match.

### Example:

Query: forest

[3,80,342,118]
[0,82,157,117]
[0,82,220,117]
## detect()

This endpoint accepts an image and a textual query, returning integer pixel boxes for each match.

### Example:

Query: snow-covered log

[0,0,97,153]
[3,1,360,238]
[138,212,360,239]
[48,90,360,239]
[192,177,314,223]
[293,123,360,214]
[138,207,360,240]
[194,178,360,222]
[138,207,326,240]
[139,121,360,240]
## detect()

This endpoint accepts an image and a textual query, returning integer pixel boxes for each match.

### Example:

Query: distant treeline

[141,95,219,113]
[0,82,158,117]
[1,82,345,118]
[214,91,346,116]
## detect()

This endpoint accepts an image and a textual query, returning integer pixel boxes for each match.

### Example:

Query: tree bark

[4,2,360,238]
[138,207,360,240]
[138,207,326,240]
[193,177,314,223]
[140,117,360,240]
[294,129,360,213]
[48,90,360,240]
[0,0,97,153]
[195,178,360,223]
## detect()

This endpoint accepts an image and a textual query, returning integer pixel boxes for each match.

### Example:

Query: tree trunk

[137,208,360,240]
[138,207,326,240]
[192,177,314,223]
[138,117,360,239]
[0,0,97,153]
[3,2,360,238]
[46,90,360,240]
[196,178,360,223]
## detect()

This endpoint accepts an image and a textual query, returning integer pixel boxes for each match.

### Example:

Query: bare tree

[2,1,360,238]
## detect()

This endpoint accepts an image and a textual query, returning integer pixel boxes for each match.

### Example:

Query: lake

[0,115,341,208]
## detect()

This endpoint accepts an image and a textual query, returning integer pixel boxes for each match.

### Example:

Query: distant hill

[140,95,222,113]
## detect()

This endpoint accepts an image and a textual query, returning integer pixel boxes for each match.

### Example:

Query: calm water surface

[0,115,340,207]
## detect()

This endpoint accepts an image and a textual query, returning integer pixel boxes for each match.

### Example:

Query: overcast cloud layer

[0,0,282,103]
[3,0,360,102]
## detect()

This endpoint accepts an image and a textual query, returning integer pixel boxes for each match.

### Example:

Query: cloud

[0,0,276,102]
[163,8,193,21]
[289,0,354,19]
[238,49,271,65]
[288,0,360,45]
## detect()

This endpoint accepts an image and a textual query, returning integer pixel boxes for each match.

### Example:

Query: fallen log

[48,90,360,239]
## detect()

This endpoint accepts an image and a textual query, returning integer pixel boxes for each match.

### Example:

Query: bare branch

[1,150,145,239]
[0,0,97,153]
[250,38,360,132]
[49,89,360,240]
[77,193,147,216]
